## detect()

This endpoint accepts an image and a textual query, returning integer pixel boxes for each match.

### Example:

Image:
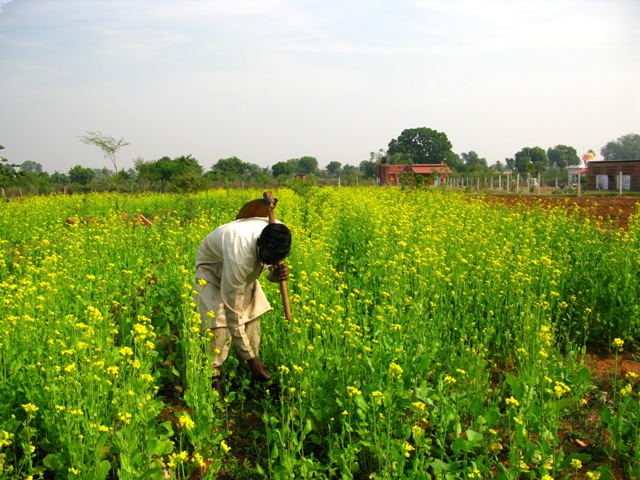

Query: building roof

[409,164,452,174]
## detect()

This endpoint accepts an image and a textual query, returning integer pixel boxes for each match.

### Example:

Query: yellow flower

[402,442,415,457]
[613,338,624,349]
[372,391,384,405]
[220,440,231,453]
[553,381,571,399]
[192,452,205,467]
[179,414,196,431]
[347,386,362,397]
[197,279,207,286]
[570,458,582,470]
[468,468,482,479]
[22,403,39,414]
[388,362,403,379]
[119,346,134,357]
[586,472,601,480]
[506,396,519,407]
[412,401,427,412]
[443,375,457,384]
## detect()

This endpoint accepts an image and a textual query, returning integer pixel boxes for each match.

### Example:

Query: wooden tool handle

[264,191,291,321]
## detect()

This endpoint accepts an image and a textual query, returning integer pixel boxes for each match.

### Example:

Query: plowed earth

[477,194,640,230]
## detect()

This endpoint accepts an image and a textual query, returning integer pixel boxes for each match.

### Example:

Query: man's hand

[247,357,271,382]
[272,263,289,281]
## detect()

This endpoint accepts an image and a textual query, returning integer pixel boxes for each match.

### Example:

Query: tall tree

[68,165,96,186]
[79,131,129,207]
[459,151,489,173]
[387,127,456,165]
[211,156,249,182]
[547,145,579,168]
[326,161,342,176]
[601,133,640,160]
[0,145,19,189]
[19,161,43,173]
[359,159,377,179]
[514,147,548,175]
[298,156,318,175]
[271,161,296,178]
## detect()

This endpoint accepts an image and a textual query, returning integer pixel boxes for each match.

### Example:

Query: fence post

[537,172,541,195]
[619,171,623,195]
[578,174,581,196]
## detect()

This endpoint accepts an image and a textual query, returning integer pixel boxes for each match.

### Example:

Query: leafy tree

[298,156,318,175]
[19,161,43,173]
[326,161,342,176]
[445,153,464,173]
[514,147,548,175]
[459,151,489,174]
[386,152,413,165]
[505,157,515,171]
[15,171,51,194]
[271,161,296,178]
[49,172,69,192]
[601,133,640,160]
[211,156,247,181]
[148,155,203,192]
[359,159,377,179]
[68,165,96,185]
[51,171,70,186]
[174,155,203,176]
[387,127,456,165]
[0,145,17,189]
[134,158,157,189]
[547,145,579,168]
[492,161,505,173]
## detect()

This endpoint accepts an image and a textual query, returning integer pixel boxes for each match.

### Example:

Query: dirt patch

[586,345,640,389]
[477,195,640,230]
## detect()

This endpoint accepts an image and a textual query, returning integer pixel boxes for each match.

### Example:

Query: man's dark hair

[258,223,291,260]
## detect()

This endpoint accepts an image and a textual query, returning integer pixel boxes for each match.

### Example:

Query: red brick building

[587,160,640,191]
[377,163,452,186]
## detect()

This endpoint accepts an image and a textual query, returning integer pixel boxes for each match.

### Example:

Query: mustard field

[1,188,639,479]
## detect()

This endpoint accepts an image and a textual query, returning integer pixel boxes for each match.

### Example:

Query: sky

[0,0,638,174]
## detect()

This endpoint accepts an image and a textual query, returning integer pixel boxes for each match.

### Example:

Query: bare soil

[477,194,640,230]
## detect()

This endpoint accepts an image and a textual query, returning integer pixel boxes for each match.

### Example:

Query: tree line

[1,130,638,196]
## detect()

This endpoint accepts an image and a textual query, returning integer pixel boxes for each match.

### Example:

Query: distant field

[1,188,639,479]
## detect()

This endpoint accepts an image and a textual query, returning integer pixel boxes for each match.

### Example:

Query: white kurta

[195,217,274,332]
